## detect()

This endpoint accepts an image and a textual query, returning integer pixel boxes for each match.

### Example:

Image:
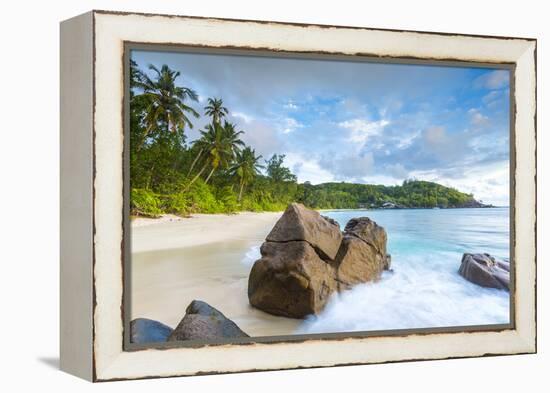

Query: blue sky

[132,50,510,205]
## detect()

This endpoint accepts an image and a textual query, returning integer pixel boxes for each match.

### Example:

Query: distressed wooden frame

[60,10,537,382]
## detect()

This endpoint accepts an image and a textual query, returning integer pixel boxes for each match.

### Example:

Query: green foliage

[204,97,229,125]
[131,188,162,217]
[229,147,264,201]
[129,62,479,217]
[161,191,191,216]
[129,62,297,216]
[131,63,199,137]
[215,186,239,213]
[182,179,224,213]
[265,154,297,183]
[297,180,475,209]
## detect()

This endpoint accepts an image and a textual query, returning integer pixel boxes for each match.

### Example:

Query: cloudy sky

[132,50,510,206]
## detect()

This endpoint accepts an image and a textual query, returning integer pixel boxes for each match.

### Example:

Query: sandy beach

[130,211,304,337]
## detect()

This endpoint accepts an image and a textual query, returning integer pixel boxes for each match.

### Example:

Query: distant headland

[298,179,494,210]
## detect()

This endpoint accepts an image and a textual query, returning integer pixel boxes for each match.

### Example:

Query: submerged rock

[248,204,391,318]
[248,240,337,318]
[168,300,249,341]
[130,318,173,344]
[458,253,510,291]
[266,203,343,260]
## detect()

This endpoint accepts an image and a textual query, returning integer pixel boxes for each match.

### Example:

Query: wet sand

[130,212,303,337]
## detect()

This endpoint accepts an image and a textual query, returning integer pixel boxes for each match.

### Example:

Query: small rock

[130,318,173,344]
[458,253,509,291]
[321,215,340,228]
[168,300,249,341]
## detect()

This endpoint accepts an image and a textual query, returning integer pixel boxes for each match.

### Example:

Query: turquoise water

[289,208,510,333]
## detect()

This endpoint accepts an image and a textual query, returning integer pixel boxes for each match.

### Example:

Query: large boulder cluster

[248,203,391,318]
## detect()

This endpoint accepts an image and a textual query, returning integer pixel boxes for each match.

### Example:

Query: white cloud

[337,153,375,179]
[283,100,298,110]
[232,111,254,123]
[474,70,510,90]
[396,130,420,149]
[421,126,470,163]
[468,108,490,127]
[378,100,403,117]
[482,90,507,110]
[361,174,403,186]
[424,126,447,145]
[237,119,285,158]
[281,117,304,134]
[482,90,500,105]
[339,98,369,116]
[319,151,375,181]
[284,153,334,184]
[385,163,408,179]
[338,118,390,144]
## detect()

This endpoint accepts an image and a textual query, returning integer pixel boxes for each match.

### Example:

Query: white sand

[131,212,281,252]
[130,211,304,337]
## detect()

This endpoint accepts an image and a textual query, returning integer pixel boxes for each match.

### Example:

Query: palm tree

[185,121,245,188]
[204,97,229,125]
[203,121,245,183]
[229,147,264,202]
[129,60,146,96]
[132,64,199,148]
[186,97,229,177]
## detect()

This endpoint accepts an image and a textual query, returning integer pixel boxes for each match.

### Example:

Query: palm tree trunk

[204,167,216,184]
[186,149,203,178]
[136,126,154,152]
[137,133,147,152]
[145,163,155,190]
[184,162,208,191]
[238,180,245,202]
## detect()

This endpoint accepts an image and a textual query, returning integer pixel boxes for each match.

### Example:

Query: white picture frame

[60,10,537,381]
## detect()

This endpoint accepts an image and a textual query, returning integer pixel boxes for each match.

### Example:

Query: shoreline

[132,205,505,228]
[131,210,303,336]
[130,207,509,338]
[131,211,283,253]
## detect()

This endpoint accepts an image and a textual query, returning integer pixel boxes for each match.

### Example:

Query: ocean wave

[242,245,261,267]
[297,252,509,334]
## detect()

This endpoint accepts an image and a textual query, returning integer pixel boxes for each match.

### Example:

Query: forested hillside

[300,180,482,210]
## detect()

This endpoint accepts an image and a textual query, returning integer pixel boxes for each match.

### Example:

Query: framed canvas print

[60,10,537,382]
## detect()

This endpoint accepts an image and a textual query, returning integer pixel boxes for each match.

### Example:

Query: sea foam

[243,208,510,334]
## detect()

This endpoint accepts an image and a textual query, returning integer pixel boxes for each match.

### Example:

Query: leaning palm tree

[229,147,264,202]
[185,121,245,188]
[187,97,230,177]
[203,121,245,183]
[185,126,216,187]
[204,97,229,125]
[132,64,199,148]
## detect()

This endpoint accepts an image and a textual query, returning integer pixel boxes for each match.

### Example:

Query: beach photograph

[127,49,511,345]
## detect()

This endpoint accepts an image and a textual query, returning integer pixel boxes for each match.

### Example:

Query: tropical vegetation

[129,62,480,217]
